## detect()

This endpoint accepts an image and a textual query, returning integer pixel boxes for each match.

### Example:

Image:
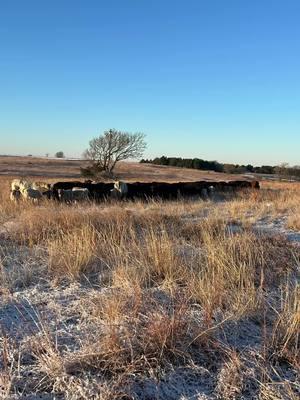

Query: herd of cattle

[10,178,260,203]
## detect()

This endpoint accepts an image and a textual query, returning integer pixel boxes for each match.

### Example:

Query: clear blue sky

[0,0,299,166]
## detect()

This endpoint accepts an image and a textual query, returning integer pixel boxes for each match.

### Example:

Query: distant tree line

[141,156,224,172]
[140,157,300,179]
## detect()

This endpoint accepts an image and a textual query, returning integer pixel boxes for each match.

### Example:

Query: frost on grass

[0,181,299,399]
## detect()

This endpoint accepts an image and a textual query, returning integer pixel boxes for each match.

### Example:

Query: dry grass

[0,176,299,398]
[287,213,300,231]
[0,156,250,181]
[270,282,300,365]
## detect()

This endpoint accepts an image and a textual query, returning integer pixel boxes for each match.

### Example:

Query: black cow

[89,182,115,201]
[51,179,259,202]
[176,181,210,197]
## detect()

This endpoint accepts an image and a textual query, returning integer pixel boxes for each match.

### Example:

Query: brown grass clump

[287,213,300,231]
[188,228,261,320]
[48,224,100,280]
[270,283,300,365]
[9,205,96,246]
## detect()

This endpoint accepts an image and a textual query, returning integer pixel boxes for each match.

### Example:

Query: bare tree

[275,162,289,180]
[83,129,146,175]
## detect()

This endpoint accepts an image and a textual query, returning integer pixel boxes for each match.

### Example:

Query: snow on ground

[253,216,300,245]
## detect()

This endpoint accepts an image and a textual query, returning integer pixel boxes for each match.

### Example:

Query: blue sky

[0,0,299,165]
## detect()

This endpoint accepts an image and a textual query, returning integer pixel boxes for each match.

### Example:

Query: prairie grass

[48,224,100,280]
[270,282,300,365]
[287,213,300,231]
[0,177,299,398]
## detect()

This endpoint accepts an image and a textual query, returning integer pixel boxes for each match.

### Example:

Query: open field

[0,164,299,399]
[0,156,254,182]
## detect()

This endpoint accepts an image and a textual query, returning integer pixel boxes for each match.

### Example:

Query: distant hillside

[0,156,254,182]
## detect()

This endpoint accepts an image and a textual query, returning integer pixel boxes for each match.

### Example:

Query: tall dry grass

[0,177,299,398]
[270,282,300,365]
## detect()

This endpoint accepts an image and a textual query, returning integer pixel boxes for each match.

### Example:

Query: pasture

[0,155,253,181]
[0,159,299,399]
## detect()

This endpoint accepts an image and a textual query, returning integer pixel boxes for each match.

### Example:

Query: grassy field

[0,155,253,182]
[0,161,299,399]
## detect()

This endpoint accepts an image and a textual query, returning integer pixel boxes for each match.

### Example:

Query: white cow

[58,188,89,203]
[32,181,51,193]
[11,179,31,192]
[111,181,128,199]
